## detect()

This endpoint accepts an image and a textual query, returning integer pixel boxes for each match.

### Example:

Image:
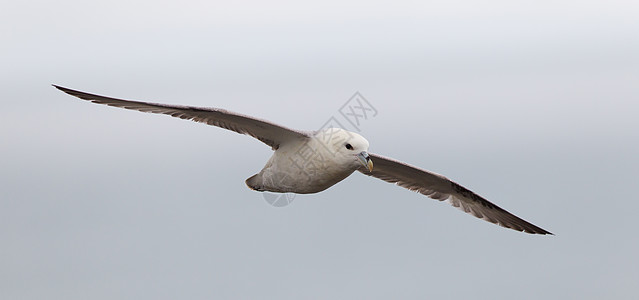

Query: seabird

[53,85,552,235]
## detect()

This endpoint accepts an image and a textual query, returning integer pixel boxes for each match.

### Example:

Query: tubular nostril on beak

[357,151,374,172]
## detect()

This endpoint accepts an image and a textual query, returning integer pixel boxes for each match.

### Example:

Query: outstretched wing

[53,85,310,149]
[359,153,552,235]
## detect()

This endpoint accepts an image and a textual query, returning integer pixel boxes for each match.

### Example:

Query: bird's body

[247,128,370,194]
[53,85,552,235]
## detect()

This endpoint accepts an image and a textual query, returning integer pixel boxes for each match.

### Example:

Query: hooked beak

[357,151,374,172]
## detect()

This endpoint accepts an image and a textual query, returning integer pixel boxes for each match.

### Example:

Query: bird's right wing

[359,153,552,235]
[53,85,310,149]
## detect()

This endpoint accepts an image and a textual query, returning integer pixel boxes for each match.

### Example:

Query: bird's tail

[245,174,264,191]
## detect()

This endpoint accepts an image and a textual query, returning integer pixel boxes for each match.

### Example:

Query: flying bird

[53,85,552,235]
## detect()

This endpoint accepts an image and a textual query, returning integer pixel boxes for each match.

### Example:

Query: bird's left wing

[53,85,310,149]
[359,153,552,235]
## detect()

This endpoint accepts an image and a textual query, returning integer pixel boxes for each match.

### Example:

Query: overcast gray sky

[2,1,638,299]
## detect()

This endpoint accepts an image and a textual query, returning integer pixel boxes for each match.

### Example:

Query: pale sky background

[2,1,638,299]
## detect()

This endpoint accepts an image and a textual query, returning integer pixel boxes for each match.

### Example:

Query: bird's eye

[345,143,353,150]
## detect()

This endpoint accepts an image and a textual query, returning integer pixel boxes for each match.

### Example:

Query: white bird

[53,85,552,235]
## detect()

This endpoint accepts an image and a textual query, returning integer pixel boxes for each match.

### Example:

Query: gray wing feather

[53,85,310,149]
[359,153,552,235]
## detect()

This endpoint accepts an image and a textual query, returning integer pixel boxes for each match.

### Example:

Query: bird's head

[315,128,373,172]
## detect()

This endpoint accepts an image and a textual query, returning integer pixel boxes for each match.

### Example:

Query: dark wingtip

[536,225,554,235]
[52,84,69,92]
[526,227,553,235]
[51,85,94,101]
[52,84,73,95]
